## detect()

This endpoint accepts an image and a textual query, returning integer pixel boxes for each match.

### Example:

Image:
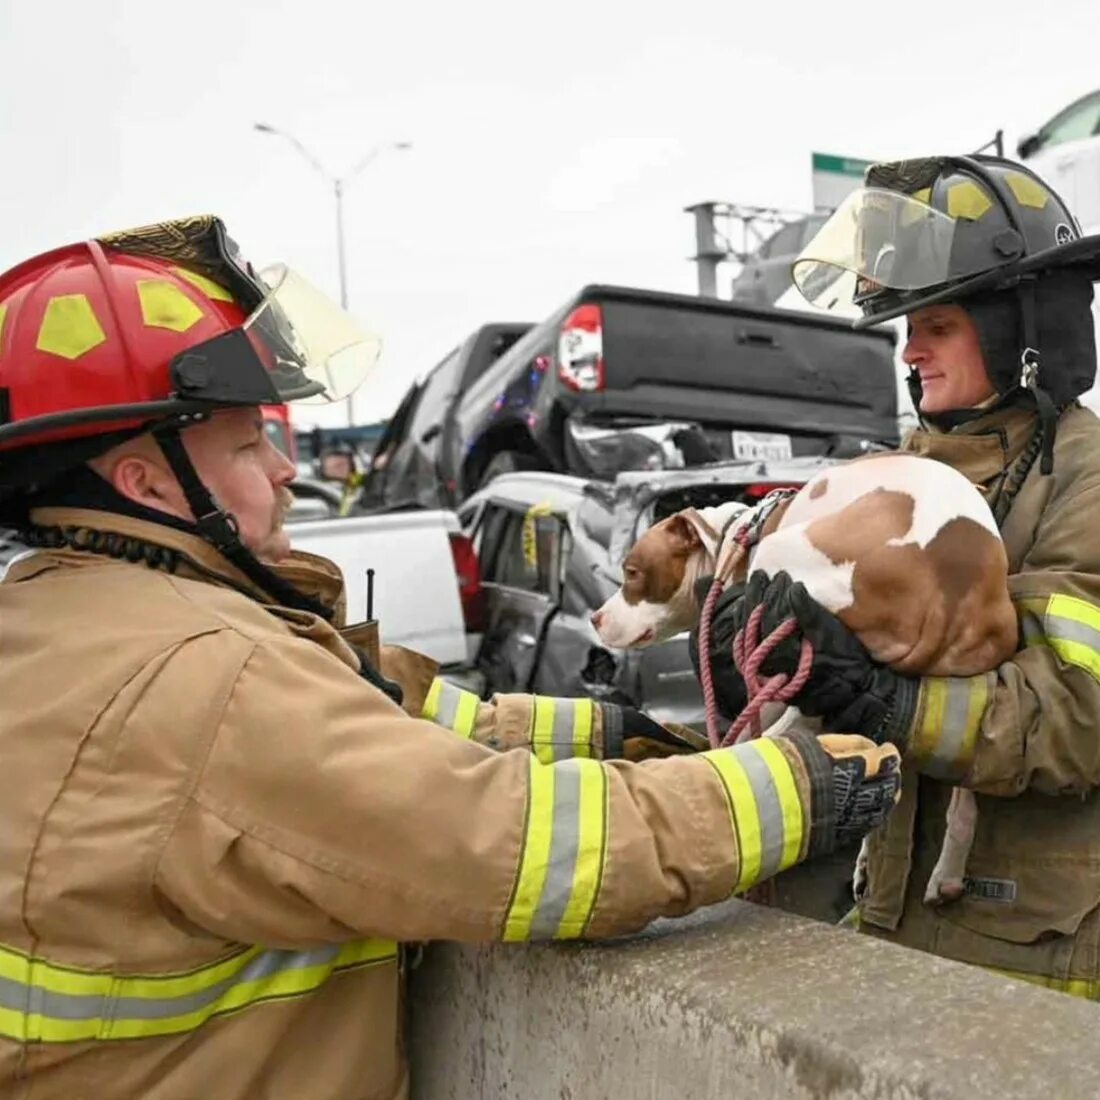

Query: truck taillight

[449,532,486,633]
[558,304,604,392]
[743,482,803,500]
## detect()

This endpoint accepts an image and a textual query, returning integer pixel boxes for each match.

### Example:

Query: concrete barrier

[408,897,1100,1099]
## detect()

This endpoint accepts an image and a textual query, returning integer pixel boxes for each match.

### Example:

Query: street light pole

[333,178,348,310]
[253,122,411,425]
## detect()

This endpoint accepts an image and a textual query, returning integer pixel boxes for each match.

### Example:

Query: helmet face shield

[169,264,383,408]
[247,265,382,404]
[792,188,990,315]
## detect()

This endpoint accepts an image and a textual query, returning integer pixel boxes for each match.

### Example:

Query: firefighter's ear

[90,440,189,518]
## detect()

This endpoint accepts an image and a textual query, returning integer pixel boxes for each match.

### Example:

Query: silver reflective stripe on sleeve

[531,696,596,763]
[703,738,805,893]
[422,677,479,738]
[503,757,608,941]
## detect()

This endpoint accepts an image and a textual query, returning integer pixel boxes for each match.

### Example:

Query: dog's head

[591,504,748,648]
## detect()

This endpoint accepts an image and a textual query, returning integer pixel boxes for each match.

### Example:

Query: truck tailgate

[290,512,467,665]
[598,295,897,438]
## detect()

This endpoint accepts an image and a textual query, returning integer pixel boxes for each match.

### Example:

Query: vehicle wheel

[478,450,541,489]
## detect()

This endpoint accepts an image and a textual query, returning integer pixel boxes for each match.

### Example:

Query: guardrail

[409,896,1100,1099]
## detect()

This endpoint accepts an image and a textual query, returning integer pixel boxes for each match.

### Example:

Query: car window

[463,327,530,388]
[474,503,511,578]
[577,493,614,550]
[481,506,567,601]
[407,346,462,444]
[1038,92,1100,152]
[373,380,423,458]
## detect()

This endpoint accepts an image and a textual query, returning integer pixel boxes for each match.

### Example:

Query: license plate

[731,430,793,462]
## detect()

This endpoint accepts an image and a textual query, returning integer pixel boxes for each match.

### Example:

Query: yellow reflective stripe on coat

[530,696,596,763]
[0,937,396,1043]
[422,678,479,738]
[989,966,1100,1002]
[1022,593,1100,683]
[704,739,806,894]
[503,756,608,940]
[907,673,993,780]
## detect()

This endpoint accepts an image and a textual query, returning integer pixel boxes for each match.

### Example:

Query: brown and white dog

[591,453,1018,904]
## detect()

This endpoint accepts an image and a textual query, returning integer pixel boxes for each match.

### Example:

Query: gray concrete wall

[408,897,1100,1100]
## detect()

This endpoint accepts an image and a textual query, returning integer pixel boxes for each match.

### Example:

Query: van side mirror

[1017,132,1040,159]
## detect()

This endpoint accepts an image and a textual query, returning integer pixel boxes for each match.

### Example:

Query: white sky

[2,0,1099,427]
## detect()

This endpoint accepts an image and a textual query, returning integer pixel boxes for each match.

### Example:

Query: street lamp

[254,122,412,425]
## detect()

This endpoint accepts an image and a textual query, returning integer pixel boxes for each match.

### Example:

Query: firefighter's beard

[258,487,296,564]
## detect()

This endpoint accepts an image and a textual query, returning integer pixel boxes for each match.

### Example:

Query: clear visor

[791,187,985,314]
[243,264,382,404]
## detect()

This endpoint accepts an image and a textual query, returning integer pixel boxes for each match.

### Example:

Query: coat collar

[11,506,348,624]
[900,404,1039,490]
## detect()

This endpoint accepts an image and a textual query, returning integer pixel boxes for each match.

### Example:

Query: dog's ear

[666,509,713,555]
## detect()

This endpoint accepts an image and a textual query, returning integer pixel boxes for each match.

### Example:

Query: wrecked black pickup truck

[361,284,899,512]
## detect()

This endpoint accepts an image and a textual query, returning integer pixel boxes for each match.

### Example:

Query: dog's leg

[853,838,870,902]
[924,787,977,905]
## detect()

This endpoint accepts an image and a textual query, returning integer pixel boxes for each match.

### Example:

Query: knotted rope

[697,508,814,749]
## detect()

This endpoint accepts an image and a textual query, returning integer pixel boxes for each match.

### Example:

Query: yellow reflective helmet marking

[0,937,396,1043]
[946,180,994,221]
[0,303,7,354]
[137,280,204,334]
[36,294,107,360]
[1005,172,1050,210]
[172,265,234,302]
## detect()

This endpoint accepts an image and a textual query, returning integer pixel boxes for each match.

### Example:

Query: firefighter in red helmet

[0,217,899,1098]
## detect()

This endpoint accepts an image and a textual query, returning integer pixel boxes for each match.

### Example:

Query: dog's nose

[590,610,603,630]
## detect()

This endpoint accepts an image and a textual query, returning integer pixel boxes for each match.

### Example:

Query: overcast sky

[2,0,1099,427]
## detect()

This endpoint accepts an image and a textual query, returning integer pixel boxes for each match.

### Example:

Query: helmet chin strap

[1016,279,1059,476]
[153,424,334,620]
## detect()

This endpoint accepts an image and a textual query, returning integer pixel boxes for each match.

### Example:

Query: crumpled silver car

[458,454,839,730]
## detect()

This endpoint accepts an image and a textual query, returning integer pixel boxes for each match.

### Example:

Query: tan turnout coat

[861,404,1100,990]
[0,506,827,1099]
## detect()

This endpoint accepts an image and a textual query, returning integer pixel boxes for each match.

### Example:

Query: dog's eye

[623,566,638,581]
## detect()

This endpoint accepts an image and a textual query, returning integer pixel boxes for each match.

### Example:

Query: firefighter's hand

[799,732,903,851]
[713,571,919,744]
[600,705,707,761]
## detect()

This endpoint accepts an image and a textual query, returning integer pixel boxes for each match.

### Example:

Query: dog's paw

[923,868,966,906]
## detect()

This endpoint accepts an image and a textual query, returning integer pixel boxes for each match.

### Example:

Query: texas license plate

[731,430,793,461]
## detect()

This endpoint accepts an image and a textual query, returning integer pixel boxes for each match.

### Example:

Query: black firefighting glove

[688,575,749,720]
[810,732,903,851]
[716,571,920,745]
[600,705,709,761]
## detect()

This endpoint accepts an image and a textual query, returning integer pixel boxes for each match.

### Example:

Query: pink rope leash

[699,566,814,749]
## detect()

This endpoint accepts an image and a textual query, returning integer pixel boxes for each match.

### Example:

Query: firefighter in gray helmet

[698,154,1100,999]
